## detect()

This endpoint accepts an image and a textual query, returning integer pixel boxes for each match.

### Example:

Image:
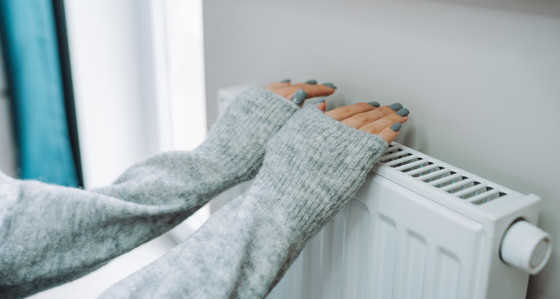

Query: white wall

[0,37,17,177]
[64,0,162,188]
[202,1,560,298]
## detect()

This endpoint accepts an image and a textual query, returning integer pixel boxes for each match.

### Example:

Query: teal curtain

[0,0,79,186]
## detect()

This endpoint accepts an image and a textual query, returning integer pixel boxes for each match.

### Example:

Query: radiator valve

[500,220,552,274]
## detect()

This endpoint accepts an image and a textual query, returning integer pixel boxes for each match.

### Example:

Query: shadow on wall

[415,0,560,17]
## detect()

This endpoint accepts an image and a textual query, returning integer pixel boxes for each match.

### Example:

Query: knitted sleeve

[0,86,298,298]
[100,106,388,299]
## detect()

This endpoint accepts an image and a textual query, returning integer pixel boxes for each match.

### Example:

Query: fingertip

[378,122,401,143]
[316,98,326,112]
[322,82,337,90]
[395,108,410,117]
[305,79,318,85]
[389,103,403,111]
[291,89,307,106]
[368,101,380,108]
[320,86,336,97]
[310,84,336,97]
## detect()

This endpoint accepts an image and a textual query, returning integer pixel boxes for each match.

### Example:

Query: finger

[290,83,336,98]
[376,122,402,143]
[359,108,409,134]
[325,102,378,121]
[289,89,307,106]
[273,81,337,99]
[304,79,317,85]
[341,103,404,129]
[349,106,408,131]
[321,83,337,90]
[315,99,326,112]
[264,79,291,90]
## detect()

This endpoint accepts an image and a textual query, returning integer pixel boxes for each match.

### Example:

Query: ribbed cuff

[195,86,298,181]
[252,106,388,237]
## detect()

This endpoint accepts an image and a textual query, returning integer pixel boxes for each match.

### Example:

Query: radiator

[216,86,552,299]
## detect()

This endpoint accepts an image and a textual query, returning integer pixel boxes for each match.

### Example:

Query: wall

[0,37,17,177]
[64,0,162,188]
[203,0,560,298]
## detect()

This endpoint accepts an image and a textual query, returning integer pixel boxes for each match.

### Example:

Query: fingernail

[389,103,403,111]
[291,89,307,106]
[280,79,291,83]
[305,79,317,85]
[368,101,380,107]
[390,122,402,132]
[315,98,326,105]
[396,108,410,117]
[322,82,337,89]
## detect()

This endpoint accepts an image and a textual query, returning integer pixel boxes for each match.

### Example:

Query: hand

[325,102,409,144]
[264,79,337,110]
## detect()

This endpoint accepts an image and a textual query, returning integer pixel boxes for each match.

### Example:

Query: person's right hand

[264,79,337,108]
[324,102,409,144]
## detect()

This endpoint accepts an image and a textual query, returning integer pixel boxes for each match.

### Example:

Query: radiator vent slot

[379,144,506,205]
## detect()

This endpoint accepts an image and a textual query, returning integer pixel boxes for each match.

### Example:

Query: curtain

[0,0,81,187]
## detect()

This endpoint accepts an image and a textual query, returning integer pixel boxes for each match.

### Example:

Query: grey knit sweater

[0,87,387,298]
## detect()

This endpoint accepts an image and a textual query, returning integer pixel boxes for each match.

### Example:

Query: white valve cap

[500,220,552,274]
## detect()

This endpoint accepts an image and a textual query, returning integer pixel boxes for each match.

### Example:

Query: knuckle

[357,102,372,109]
[355,114,370,123]
[338,106,352,115]
[379,106,394,115]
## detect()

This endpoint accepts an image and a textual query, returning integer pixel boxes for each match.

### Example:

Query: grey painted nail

[396,108,410,117]
[368,101,380,107]
[390,122,402,132]
[280,79,291,83]
[291,89,307,106]
[389,103,403,111]
[305,79,317,85]
[322,83,337,89]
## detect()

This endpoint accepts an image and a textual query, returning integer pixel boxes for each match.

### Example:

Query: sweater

[100,105,388,298]
[0,86,388,298]
[0,86,296,298]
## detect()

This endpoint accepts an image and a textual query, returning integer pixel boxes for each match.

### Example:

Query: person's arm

[0,86,301,298]
[100,103,407,298]
[90,80,335,202]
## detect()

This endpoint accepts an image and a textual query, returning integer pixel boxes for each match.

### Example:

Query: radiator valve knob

[500,220,552,274]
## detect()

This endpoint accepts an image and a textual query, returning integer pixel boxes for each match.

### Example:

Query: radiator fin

[379,144,506,205]
[343,200,370,299]
[403,232,428,299]
[321,212,345,299]
[435,250,461,299]
[373,214,398,298]
[302,233,323,298]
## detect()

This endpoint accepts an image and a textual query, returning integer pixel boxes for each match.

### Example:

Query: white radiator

[216,86,552,299]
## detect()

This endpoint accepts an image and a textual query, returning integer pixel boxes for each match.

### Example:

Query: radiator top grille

[378,143,506,205]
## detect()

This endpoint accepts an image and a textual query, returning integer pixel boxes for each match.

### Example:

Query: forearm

[92,86,298,202]
[0,153,238,298]
[100,107,388,298]
[0,86,298,298]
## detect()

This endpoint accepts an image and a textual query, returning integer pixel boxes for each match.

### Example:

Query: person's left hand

[264,79,337,111]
